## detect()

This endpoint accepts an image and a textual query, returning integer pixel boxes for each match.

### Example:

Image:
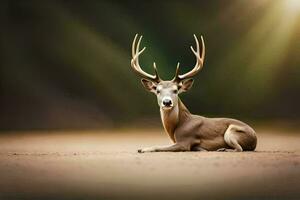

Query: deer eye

[157,90,160,94]
[173,89,178,94]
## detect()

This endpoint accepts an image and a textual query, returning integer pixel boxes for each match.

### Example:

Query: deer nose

[162,98,172,107]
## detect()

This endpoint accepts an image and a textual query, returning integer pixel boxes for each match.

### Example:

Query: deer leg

[138,143,188,153]
[219,124,243,152]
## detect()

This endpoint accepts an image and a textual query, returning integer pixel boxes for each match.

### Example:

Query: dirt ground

[0,128,299,200]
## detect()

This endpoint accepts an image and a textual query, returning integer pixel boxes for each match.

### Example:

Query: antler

[172,34,205,82]
[131,34,161,82]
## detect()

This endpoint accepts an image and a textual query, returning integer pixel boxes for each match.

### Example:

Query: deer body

[160,98,256,152]
[131,34,257,153]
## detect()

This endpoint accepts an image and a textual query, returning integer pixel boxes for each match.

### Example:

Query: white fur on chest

[160,105,179,141]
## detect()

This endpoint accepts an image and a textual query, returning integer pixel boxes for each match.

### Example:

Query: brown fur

[138,98,257,153]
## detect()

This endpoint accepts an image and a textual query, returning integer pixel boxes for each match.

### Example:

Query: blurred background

[1,0,300,130]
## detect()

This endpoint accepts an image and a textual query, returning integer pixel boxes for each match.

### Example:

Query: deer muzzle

[162,97,173,108]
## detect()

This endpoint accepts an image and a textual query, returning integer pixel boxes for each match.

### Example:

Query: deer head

[131,34,205,110]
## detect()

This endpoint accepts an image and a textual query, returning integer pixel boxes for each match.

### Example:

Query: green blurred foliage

[0,0,299,130]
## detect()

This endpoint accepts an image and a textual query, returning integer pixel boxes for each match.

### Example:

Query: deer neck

[160,98,191,143]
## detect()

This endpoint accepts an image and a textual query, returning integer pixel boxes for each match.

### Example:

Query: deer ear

[179,78,194,93]
[141,79,157,93]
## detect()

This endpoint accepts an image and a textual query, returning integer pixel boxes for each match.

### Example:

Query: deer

[131,34,257,153]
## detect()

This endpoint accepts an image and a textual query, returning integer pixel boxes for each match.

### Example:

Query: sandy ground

[0,128,299,200]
